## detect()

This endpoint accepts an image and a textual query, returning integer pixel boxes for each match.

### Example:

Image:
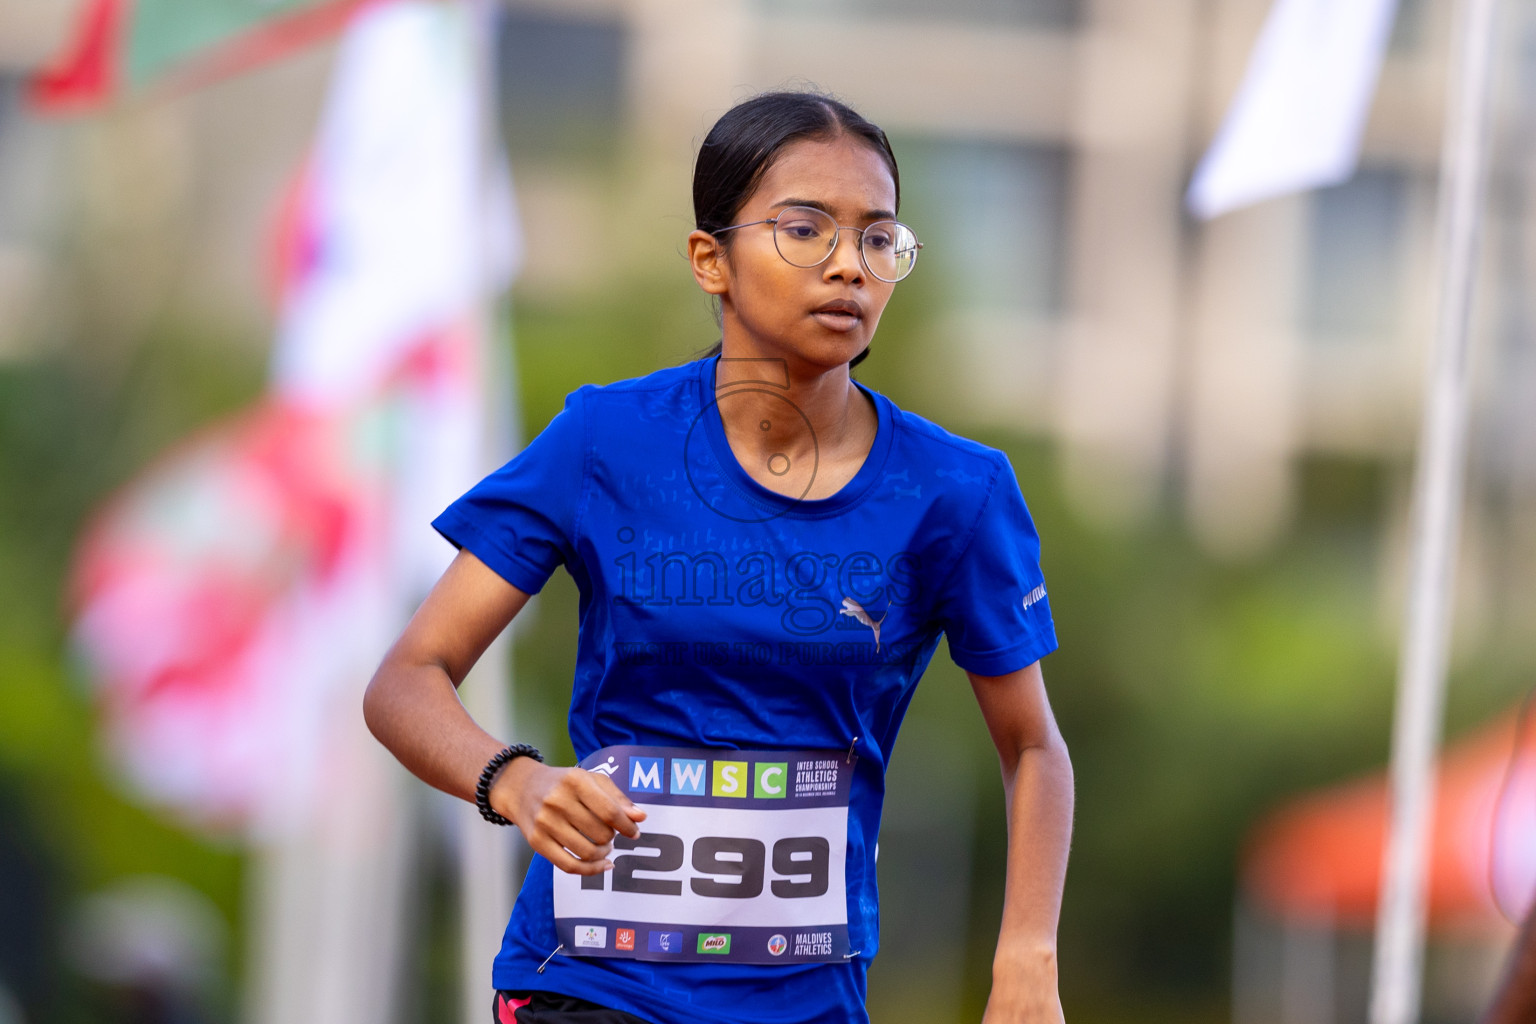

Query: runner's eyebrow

[769,198,897,221]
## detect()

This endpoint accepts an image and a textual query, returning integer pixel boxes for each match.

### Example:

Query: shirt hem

[432,512,555,595]
[948,630,1058,677]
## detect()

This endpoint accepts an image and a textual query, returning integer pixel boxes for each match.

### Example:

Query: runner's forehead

[747,137,897,221]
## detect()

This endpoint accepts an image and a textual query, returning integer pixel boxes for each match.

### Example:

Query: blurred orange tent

[1242,709,1536,934]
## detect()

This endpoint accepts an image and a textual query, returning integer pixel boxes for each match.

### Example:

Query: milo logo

[697,933,732,954]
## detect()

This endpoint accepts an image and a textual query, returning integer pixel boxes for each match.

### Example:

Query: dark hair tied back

[693,90,900,237]
[694,91,899,369]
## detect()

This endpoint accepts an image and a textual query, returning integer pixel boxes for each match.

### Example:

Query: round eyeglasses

[711,205,923,283]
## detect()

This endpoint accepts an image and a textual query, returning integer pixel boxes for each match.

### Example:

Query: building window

[1388,0,1430,54]
[495,10,627,161]
[900,137,1071,319]
[751,0,1081,29]
[1303,166,1411,341]
[0,73,34,244]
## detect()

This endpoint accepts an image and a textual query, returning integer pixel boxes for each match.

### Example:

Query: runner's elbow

[362,657,406,745]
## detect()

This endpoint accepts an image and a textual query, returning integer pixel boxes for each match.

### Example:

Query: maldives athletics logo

[766,934,788,957]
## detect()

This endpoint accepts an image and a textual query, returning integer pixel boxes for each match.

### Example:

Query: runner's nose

[821,227,865,283]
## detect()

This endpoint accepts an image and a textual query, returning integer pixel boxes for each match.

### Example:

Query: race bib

[551,745,854,965]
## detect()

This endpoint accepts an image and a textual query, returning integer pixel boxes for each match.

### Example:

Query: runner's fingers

[605,802,645,838]
[550,773,642,840]
[534,827,608,871]
[538,838,611,876]
[585,776,646,837]
[539,818,614,863]
[562,803,619,848]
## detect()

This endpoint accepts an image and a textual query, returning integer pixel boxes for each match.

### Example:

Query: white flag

[271,0,519,409]
[271,0,519,593]
[1186,0,1400,219]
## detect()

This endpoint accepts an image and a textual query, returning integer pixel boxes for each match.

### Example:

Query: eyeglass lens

[772,207,920,283]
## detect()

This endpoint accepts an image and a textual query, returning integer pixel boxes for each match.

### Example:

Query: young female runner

[364,91,1072,1024]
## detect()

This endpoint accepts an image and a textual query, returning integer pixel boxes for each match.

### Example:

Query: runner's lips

[812,300,863,319]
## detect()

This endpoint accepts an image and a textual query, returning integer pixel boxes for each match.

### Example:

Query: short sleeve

[935,454,1058,676]
[431,390,587,594]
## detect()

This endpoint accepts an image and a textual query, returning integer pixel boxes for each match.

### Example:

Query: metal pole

[459,3,519,1023]
[1369,0,1500,1020]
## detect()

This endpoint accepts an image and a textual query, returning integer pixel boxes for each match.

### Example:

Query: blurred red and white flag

[68,0,518,836]
[1187,0,1401,219]
[273,0,518,595]
[69,402,364,831]
[29,0,367,113]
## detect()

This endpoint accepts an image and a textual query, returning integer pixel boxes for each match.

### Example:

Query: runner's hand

[981,943,1064,1024]
[981,988,1065,1024]
[490,758,646,874]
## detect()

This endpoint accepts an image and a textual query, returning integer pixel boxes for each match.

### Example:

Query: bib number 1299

[582,833,830,899]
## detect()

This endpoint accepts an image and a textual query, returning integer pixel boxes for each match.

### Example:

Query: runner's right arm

[363,549,644,874]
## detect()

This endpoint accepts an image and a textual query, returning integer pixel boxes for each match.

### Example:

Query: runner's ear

[688,230,730,296]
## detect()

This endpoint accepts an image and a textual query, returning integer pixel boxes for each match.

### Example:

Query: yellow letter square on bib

[712,760,748,797]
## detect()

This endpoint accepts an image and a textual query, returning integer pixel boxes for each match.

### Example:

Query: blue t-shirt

[433,355,1056,1024]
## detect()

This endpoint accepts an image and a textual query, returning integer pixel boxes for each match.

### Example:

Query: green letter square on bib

[754,762,788,799]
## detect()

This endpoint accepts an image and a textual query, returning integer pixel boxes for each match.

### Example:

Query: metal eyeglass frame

[710,205,923,283]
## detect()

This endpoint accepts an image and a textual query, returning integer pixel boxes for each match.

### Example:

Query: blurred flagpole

[457,2,521,1022]
[1370,0,1501,1020]
[252,3,521,1021]
[1188,1,1505,1018]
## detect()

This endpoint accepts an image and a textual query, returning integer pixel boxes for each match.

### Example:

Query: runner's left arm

[968,660,1072,1024]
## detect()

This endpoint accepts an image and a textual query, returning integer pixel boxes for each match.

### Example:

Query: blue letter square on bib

[629,756,663,793]
[670,758,706,795]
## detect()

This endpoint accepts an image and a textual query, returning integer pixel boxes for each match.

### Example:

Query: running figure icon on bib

[552,745,855,965]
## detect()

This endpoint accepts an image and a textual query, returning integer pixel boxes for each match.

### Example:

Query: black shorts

[494,990,653,1024]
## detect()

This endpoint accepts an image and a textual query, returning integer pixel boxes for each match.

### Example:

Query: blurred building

[8,0,1536,564]
[5,1,1536,1023]
[496,0,1536,576]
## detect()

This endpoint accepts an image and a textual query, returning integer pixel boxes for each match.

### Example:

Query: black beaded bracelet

[475,744,543,826]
